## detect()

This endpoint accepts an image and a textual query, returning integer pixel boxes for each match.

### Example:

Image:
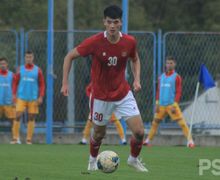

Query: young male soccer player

[61,5,148,172]
[143,56,195,148]
[0,57,17,142]
[80,83,127,145]
[12,51,45,144]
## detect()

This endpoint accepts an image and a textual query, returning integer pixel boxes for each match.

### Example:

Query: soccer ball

[97,150,120,173]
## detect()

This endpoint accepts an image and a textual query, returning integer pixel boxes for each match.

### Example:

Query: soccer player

[12,51,45,144]
[80,83,127,145]
[0,57,17,142]
[143,56,195,148]
[61,5,148,172]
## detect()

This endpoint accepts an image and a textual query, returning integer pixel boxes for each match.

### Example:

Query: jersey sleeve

[76,36,96,57]
[12,72,20,95]
[175,75,182,103]
[156,77,160,101]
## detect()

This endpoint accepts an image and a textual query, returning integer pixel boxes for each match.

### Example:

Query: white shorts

[89,91,140,126]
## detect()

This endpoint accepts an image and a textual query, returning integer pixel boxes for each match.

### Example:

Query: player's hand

[61,83,69,96]
[171,105,176,114]
[155,104,160,113]
[133,80,141,93]
[37,96,43,105]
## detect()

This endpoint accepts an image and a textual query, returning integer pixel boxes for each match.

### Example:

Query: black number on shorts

[94,112,103,121]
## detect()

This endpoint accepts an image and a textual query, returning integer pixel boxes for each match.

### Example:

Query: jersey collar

[165,70,175,76]
[104,31,122,38]
[0,69,8,75]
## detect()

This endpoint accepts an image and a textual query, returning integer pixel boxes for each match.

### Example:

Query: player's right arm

[61,48,80,96]
[155,78,160,113]
[12,69,20,103]
[61,35,96,96]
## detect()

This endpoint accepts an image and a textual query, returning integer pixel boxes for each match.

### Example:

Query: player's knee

[93,131,106,142]
[16,113,22,121]
[28,114,36,121]
[134,129,144,141]
[154,119,161,124]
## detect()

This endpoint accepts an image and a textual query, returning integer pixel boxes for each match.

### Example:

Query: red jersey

[77,31,137,101]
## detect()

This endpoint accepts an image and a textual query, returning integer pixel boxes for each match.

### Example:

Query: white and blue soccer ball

[97,150,120,173]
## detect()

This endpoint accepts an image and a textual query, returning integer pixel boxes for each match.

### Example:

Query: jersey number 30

[107,56,117,66]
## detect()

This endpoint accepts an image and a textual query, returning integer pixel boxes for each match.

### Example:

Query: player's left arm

[130,51,141,93]
[171,75,182,113]
[38,68,45,105]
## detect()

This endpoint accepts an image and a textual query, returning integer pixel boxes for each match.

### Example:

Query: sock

[147,120,159,140]
[83,120,93,140]
[27,120,35,141]
[177,119,192,141]
[14,120,20,140]
[112,116,125,141]
[90,137,101,158]
[144,138,150,144]
[130,136,143,158]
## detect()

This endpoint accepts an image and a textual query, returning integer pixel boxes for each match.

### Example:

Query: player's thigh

[27,101,39,114]
[114,91,140,121]
[154,106,167,120]
[4,106,16,119]
[16,98,27,113]
[167,104,183,120]
[89,98,114,126]
[126,115,144,136]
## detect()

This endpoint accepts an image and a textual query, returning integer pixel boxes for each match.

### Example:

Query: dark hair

[104,5,122,19]
[0,57,7,62]
[25,50,34,54]
[166,56,176,63]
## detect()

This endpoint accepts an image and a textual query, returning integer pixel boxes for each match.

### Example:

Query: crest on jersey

[102,52,106,56]
[121,51,127,57]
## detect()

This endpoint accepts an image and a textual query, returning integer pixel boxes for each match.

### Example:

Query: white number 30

[107,56,117,66]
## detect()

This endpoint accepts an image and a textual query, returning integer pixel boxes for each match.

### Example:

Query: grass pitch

[0,144,219,180]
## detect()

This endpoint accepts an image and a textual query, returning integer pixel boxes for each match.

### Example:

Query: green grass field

[0,144,219,180]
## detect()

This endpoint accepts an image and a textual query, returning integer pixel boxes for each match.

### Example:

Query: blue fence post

[20,28,25,65]
[19,28,27,133]
[153,32,157,116]
[122,0,128,34]
[46,0,54,144]
[158,29,162,77]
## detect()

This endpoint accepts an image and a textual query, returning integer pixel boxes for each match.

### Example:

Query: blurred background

[0,0,220,144]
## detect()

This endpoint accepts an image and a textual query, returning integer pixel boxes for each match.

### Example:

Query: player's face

[0,60,8,70]
[25,53,34,65]
[165,60,176,71]
[103,17,122,37]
